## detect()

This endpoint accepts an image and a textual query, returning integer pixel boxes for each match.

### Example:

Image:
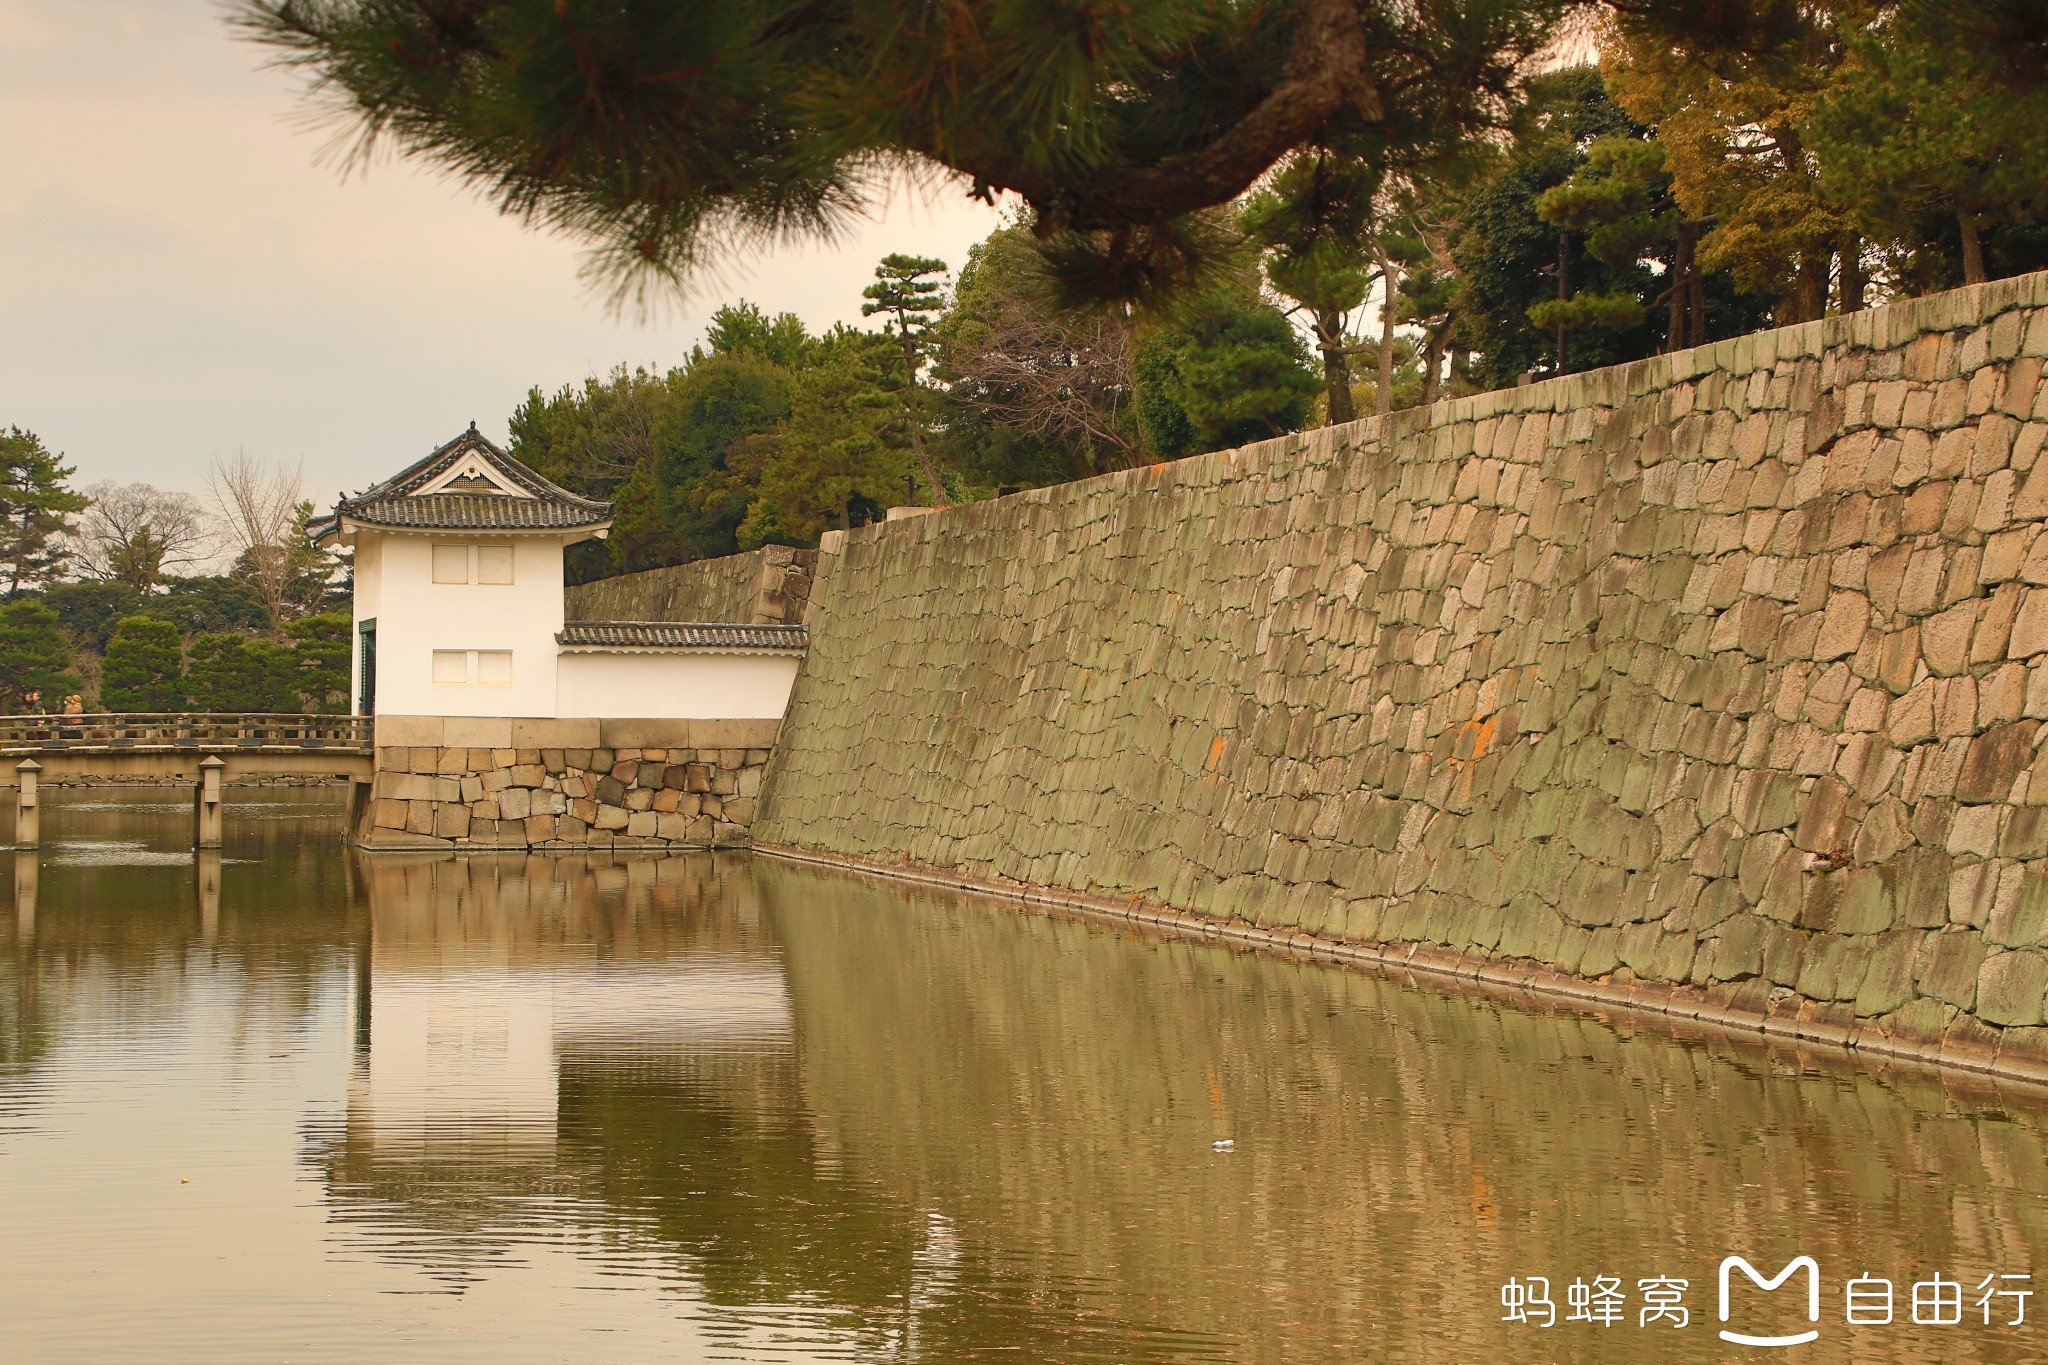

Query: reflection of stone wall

[357,717,776,850]
[756,859,2048,1363]
[760,274,2048,1076]
[566,546,819,625]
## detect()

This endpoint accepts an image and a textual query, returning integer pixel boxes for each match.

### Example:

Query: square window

[476,650,513,685]
[475,545,514,584]
[431,650,470,684]
[432,544,470,584]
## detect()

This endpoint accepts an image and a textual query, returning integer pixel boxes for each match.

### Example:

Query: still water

[2,789,2046,1362]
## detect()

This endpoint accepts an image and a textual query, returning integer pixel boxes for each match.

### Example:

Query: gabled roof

[308,424,613,543]
[556,622,809,654]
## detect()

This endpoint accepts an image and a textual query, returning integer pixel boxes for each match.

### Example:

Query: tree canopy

[232,0,1577,305]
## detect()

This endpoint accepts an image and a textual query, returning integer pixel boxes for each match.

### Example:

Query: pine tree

[0,428,87,594]
[1242,155,1378,425]
[100,616,187,712]
[0,599,82,714]
[185,634,299,713]
[285,612,352,714]
[861,255,950,504]
[1810,11,2048,287]
[232,0,1572,307]
[1133,289,1319,458]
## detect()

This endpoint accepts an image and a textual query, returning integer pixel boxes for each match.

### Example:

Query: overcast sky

[0,1,1004,500]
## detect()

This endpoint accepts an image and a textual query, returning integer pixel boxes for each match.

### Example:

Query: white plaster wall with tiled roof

[333,426,807,726]
[362,533,571,719]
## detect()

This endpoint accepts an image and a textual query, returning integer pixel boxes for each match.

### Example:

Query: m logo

[1719,1256,1821,1346]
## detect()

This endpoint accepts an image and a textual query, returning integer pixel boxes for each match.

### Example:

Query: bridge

[0,713,373,848]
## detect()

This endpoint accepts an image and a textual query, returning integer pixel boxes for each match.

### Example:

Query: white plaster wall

[555,652,800,720]
[361,532,567,718]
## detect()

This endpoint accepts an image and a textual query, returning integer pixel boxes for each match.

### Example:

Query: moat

[2,789,2044,1361]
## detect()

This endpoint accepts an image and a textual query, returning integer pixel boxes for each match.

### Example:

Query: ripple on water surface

[0,787,2044,1362]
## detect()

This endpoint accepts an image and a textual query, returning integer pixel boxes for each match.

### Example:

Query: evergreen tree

[99,616,187,712]
[1134,290,1319,459]
[285,611,351,713]
[0,428,87,594]
[185,633,299,713]
[738,344,910,547]
[861,254,951,504]
[1810,11,2048,287]
[141,576,272,637]
[1242,155,1378,425]
[234,0,1570,307]
[44,581,145,655]
[0,599,81,713]
[1606,8,1855,324]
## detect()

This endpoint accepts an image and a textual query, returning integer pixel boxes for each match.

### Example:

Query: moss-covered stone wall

[758,273,2048,1073]
[566,546,818,624]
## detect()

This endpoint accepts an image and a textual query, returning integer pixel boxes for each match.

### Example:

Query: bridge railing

[0,713,373,751]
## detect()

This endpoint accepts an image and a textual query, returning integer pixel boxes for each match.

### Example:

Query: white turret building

[310,428,804,851]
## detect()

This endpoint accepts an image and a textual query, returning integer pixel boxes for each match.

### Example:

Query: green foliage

[511,352,796,578]
[285,612,351,713]
[1526,291,1649,333]
[1449,67,1768,387]
[1242,155,1381,423]
[99,616,187,712]
[142,576,272,637]
[45,580,145,654]
[738,345,910,547]
[704,303,816,369]
[0,427,87,593]
[184,633,299,713]
[1134,290,1318,459]
[234,0,1570,311]
[1810,11,2048,286]
[0,598,81,713]
[861,254,950,501]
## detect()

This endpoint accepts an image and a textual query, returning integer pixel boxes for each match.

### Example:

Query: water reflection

[2,790,2047,1361]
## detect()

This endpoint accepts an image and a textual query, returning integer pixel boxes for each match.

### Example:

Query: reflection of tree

[558,1054,913,1313]
[0,791,360,1105]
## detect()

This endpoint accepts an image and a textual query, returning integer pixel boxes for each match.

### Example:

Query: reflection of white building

[351,947,794,1159]
[309,426,805,723]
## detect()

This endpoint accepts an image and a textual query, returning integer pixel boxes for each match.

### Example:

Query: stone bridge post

[14,759,39,849]
[195,755,225,849]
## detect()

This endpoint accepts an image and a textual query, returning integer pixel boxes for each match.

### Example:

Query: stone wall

[566,545,818,624]
[758,273,2048,1074]
[356,716,776,850]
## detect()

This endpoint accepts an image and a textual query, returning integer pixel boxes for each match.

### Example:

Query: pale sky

[0,1,1004,500]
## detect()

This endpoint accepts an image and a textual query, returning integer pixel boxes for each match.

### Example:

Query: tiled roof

[556,621,809,652]
[309,424,611,539]
[337,493,611,530]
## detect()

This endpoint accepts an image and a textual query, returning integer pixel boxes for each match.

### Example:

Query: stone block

[441,717,514,748]
[1977,948,2048,1027]
[435,803,471,840]
[1917,930,1987,1009]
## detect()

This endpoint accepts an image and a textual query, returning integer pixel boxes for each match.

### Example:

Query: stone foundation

[354,716,777,850]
